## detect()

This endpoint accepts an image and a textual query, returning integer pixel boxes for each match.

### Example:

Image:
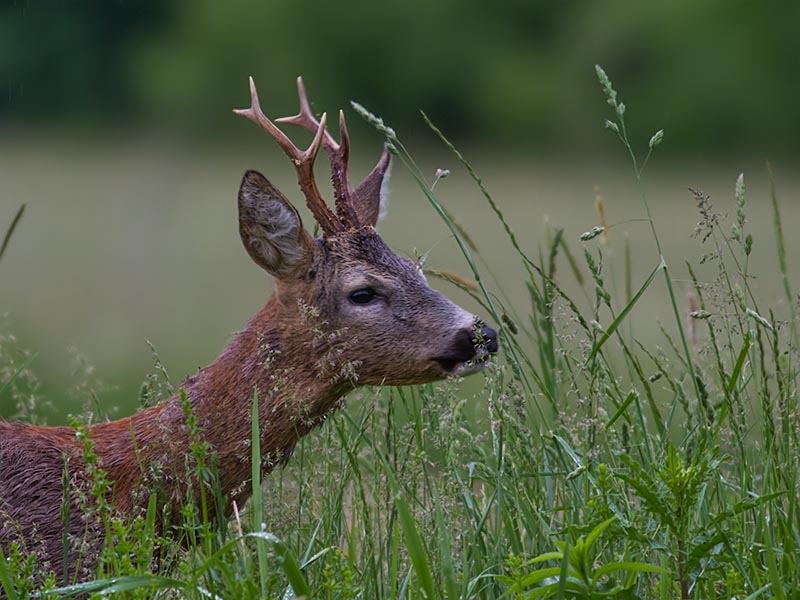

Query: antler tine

[276,76,360,228]
[338,109,351,161]
[334,109,360,226]
[234,76,341,235]
[234,77,305,162]
[275,76,341,157]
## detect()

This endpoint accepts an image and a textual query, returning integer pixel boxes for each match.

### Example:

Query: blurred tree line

[2,0,798,157]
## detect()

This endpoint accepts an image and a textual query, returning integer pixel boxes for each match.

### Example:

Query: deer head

[233,77,498,387]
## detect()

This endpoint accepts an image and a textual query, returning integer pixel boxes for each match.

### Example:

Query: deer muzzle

[434,319,499,375]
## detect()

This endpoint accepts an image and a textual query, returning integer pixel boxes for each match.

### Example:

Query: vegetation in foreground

[2,68,799,599]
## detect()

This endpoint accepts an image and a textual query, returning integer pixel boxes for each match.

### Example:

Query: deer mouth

[433,322,499,376]
[455,347,494,375]
[434,348,492,376]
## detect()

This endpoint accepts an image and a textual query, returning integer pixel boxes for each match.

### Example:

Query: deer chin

[455,348,494,376]
[434,347,492,377]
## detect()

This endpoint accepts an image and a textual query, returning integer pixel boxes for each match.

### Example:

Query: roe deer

[0,77,498,581]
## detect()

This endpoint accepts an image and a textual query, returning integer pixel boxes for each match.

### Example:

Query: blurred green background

[2,0,799,420]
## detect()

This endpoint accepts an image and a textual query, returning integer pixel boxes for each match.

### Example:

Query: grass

[2,67,800,598]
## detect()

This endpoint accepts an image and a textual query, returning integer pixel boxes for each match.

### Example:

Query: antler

[276,77,360,228]
[233,76,342,235]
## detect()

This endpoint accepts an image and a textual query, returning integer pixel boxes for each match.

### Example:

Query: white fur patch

[253,200,304,266]
[456,307,476,330]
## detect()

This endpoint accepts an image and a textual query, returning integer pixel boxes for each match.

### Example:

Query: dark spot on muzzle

[434,320,499,372]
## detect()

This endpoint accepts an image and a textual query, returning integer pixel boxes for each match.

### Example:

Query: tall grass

[2,68,799,598]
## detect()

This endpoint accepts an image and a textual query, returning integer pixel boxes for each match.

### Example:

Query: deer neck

[104,293,353,513]
[186,292,352,465]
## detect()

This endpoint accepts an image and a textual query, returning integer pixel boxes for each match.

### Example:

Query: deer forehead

[320,229,421,282]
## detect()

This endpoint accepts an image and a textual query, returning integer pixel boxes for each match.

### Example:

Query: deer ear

[352,146,392,227]
[238,170,314,278]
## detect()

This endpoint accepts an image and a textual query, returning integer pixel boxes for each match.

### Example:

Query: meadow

[1,69,800,598]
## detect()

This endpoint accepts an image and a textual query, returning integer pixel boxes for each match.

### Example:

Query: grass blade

[0,352,38,397]
[607,389,638,429]
[430,477,458,600]
[587,258,665,363]
[592,561,668,585]
[0,204,25,264]
[362,445,437,600]
[767,162,793,309]
[251,387,269,598]
[35,575,187,598]
[0,544,18,600]
[727,331,752,397]
[248,532,310,598]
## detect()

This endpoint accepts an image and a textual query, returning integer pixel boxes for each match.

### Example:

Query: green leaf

[33,575,187,598]
[526,582,560,598]
[0,545,18,600]
[556,542,570,598]
[518,566,563,588]
[592,561,668,587]
[526,551,566,565]
[585,517,616,554]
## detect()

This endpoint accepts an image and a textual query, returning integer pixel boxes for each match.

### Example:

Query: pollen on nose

[473,323,499,353]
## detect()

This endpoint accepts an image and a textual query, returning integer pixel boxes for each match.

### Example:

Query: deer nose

[479,325,499,353]
[432,321,499,373]
[472,322,499,354]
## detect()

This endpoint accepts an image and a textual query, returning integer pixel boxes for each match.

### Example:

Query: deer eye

[349,288,378,305]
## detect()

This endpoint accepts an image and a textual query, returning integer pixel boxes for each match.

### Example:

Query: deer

[0,76,498,582]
